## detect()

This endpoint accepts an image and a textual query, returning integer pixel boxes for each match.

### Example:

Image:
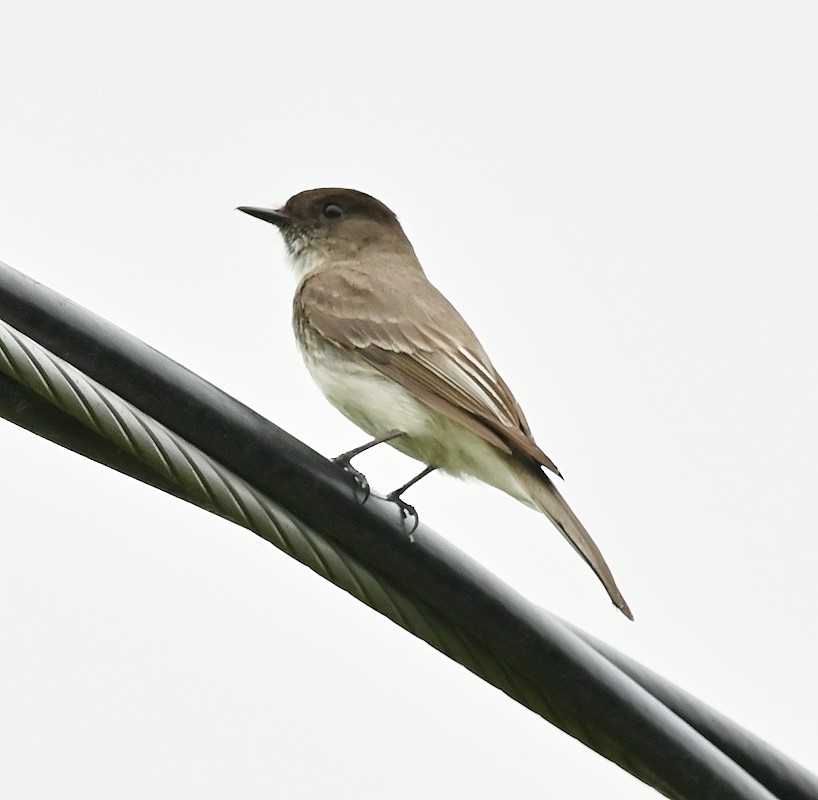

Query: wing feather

[296,268,561,476]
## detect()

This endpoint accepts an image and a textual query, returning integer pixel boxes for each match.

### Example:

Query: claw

[331,431,405,504]
[382,465,436,539]
[332,457,371,503]
[386,491,419,537]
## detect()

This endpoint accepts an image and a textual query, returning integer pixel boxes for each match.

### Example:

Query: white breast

[298,337,531,504]
[303,343,435,441]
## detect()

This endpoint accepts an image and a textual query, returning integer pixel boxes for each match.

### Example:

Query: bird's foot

[386,490,419,537]
[332,456,371,503]
[331,430,405,503]
[383,465,436,539]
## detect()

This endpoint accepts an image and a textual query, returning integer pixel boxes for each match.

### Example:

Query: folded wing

[296,267,561,476]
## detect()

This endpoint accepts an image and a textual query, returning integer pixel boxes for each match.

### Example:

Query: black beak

[237,206,293,227]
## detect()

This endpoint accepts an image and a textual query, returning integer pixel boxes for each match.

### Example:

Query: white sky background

[1,2,817,797]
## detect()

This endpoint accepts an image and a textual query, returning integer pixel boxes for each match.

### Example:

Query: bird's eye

[322,203,344,219]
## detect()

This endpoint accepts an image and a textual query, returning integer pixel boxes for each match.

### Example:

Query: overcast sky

[2,2,817,797]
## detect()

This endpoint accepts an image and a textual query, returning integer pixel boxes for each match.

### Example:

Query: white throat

[281,232,334,279]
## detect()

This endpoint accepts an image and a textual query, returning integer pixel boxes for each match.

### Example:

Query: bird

[238,188,632,619]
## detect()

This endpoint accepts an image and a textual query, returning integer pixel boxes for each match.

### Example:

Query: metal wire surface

[1,260,816,799]
[0,317,653,785]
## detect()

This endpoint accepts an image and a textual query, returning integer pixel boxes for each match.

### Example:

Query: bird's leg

[386,465,437,535]
[332,429,404,501]
[333,429,404,463]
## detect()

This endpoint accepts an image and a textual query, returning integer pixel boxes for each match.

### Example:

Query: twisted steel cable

[0,316,648,783]
[1,260,816,800]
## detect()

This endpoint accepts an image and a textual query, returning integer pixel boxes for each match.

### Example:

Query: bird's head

[239,188,415,276]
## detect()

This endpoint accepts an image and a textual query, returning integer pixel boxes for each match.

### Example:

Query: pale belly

[300,340,532,505]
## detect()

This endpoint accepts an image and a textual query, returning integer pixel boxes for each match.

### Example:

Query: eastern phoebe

[239,188,632,619]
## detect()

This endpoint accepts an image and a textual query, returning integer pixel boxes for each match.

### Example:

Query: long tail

[515,466,633,620]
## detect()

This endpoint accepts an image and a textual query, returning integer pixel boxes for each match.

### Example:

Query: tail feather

[516,466,633,620]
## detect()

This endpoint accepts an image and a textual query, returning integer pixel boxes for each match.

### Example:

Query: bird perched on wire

[239,188,632,619]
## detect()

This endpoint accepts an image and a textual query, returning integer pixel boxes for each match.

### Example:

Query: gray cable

[1,294,815,799]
